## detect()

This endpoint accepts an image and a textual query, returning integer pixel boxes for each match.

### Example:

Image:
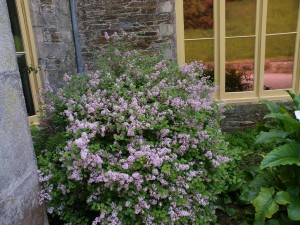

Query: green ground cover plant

[34,33,237,225]
[214,128,263,225]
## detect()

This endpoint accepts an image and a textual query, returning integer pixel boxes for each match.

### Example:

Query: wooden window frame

[176,0,300,103]
[15,0,42,123]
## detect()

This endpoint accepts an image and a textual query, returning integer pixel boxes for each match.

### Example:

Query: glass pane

[226,0,257,36]
[17,54,35,116]
[6,0,24,52]
[264,34,296,90]
[266,0,299,34]
[183,0,214,38]
[225,37,255,92]
[185,39,214,63]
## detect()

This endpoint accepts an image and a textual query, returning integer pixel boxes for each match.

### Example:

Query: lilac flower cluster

[37,32,231,225]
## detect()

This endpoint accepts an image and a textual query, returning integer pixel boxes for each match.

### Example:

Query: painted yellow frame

[176,0,300,103]
[15,0,42,124]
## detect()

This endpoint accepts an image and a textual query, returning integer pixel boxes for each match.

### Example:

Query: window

[176,0,300,102]
[7,0,42,122]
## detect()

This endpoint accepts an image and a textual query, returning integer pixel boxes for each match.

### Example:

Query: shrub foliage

[36,33,232,225]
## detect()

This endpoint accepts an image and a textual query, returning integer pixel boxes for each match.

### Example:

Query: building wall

[28,0,77,88]
[221,103,268,133]
[0,1,48,224]
[221,101,293,133]
[25,0,290,133]
[76,0,177,66]
[26,0,177,88]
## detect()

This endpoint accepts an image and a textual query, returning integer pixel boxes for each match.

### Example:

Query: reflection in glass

[183,0,214,80]
[185,40,214,63]
[225,37,255,92]
[183,0,214,38]
[266,0,299,34]
[264,34,296,90]
[226,0,256,37]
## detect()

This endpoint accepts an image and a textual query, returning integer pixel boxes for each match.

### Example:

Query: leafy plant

[240,90,300,225]
[203,67,253,92]
[35,32,234,225]
[215,128,263,225]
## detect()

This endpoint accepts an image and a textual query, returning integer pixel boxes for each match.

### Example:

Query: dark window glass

[17,54,35,115]
[6,0,35,116]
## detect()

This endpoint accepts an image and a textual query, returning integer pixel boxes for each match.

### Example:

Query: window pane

[264,34,296,90]
[266,0,299,34]
[225,37,255,92]
[185,39,214,63]
[183,1,215,81]
[226,0,256,37]
[17,54,36,116]
[6,0,24,52]
[183,0,214,38]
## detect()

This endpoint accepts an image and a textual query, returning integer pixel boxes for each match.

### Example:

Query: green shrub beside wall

[34,33,236,225]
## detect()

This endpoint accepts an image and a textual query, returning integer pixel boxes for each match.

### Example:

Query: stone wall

[28,0,76,88]
[0,1,48,224]
[221,103,267,133]
[76,0,177,66]
[26,0,177,88]
[221,101,293,133]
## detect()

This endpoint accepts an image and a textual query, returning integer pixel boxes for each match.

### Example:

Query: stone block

[0,2,48,223]
[0,170,47,225]
[0,2,17,73]
[159,1,173,13]
[159,23,174,36]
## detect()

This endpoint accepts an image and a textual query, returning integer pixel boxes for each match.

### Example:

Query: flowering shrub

[36,32,233,225]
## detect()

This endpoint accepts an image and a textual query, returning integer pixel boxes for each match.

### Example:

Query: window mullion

[256,0,268,98]
[175,0,185,66]
[292,2,300,94]
[218,0,226,99]
[15,0,42,123]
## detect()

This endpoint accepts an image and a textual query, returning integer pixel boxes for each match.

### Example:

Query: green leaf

[240,170,275,203]
[240,222,251,225]
[287,198,300,221]
[264,113,300,133]
[266,219,280,225]
[161,163,171,175]
[274,191,290,205]
[226,207,239,217]
[263,100,285,114]
[278,214,300,225]
[253,220,265,225]
[248,171,274,188]
[278,166,298,184]
[252,187,279,220]
[260,143,300,169]
[286,90,300,110]
[287,186,299,197]
[287,186,300,221]
[240,186,260,203]
[255,130,288,145]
